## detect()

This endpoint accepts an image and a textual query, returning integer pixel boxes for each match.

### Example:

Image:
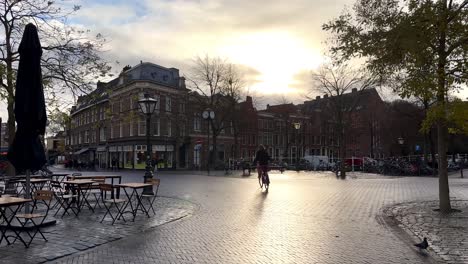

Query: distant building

[46,131,66,164]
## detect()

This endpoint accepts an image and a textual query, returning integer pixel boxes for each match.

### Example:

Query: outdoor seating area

[0,173,161,249]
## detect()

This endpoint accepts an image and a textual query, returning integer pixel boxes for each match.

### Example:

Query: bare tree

[310,63,378,179]
[185,55,245,167]
[0,0,111,174]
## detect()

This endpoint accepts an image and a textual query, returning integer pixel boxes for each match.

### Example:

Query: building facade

[67,62,388,170]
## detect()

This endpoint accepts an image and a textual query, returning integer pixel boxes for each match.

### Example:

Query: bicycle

[258,166,270,191]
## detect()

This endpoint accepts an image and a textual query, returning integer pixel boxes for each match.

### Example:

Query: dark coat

[254,149,270,166]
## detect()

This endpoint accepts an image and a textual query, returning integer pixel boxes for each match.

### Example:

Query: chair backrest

[0,181,5,195]
[34,190,54,201]
[99,183,113,192]
[149,179,160,186]
[92,176,106,184]
[50,180,64,192]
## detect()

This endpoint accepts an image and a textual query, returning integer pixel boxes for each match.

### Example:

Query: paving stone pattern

[0,196,196,264]
[384,200,468,264]
[50,171,468,264]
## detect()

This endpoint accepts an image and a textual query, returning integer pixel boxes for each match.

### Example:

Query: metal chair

[50,180,78,217]
[141,179,160,215]
[15,190,53,247]
[99,183,126,224]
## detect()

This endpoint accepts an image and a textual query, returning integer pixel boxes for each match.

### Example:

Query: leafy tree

[0,0,111,173]
[323,0,467,213]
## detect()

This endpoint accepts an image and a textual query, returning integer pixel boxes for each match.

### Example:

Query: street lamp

[202,108,215,175]
[138,93,158,195]
[293,122,301,169]
[398,137,405,157]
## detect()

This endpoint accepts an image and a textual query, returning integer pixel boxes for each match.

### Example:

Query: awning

[96,146,106,152]
[74,148,89,155]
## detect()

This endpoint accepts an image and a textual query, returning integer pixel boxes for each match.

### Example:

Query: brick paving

[0,196,196,264]
[46,170,467,263]
[383,200,468,264]
[3,169,468,263]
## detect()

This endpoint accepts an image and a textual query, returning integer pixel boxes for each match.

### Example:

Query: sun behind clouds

[217,31,323,94]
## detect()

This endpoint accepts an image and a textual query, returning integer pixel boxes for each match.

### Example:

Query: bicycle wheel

[258,174,264,189]
[263,174,269,191]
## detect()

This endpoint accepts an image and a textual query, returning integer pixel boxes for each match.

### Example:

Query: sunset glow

[218,31,323,94]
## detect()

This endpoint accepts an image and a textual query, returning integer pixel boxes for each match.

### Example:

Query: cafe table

[115,183,152,221]
[0,196,31,247]
[62,180,95,213]
[17,178,49,197]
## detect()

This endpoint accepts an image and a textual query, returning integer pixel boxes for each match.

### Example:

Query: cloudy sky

[0,0,466,123]
[70,0,354,101]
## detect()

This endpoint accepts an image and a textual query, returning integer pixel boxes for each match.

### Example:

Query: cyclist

[253,145,270,185]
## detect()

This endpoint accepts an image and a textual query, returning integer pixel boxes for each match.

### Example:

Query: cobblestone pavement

[0,196,196,264]
[34,170,465,264]
[383,199,468,264]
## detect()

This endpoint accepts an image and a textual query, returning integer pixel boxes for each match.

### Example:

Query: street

[52,170,468,263]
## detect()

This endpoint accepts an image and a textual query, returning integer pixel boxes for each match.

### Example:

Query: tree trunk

[437,121,450,213]
[429,129,437,176]
[212,128,217,169]
[6,96,16,176]
[436,3,451,213]
[339,130,346,179]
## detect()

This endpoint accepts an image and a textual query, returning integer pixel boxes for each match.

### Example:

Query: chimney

[352,88,357,93]
[266,104,270,109]
[315,96,320,100]
[246,96,253,103]
[324,94,329,98]
[178,77,186,89]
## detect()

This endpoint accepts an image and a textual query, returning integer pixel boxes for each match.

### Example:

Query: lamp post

[202,108,215,175]
[398,137,405,157]
[138,93,158,195]
[293,122,301,170]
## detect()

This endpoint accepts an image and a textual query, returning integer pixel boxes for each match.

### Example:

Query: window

[165,96,171,112]
[166,119,172,136]
[179,103,185,113]
[220,122,225,134]
[91,130,96,143]
[154,94,160,110]
[230,121,234,135]
[153,118,160,136]
[179,122,186,136]
[129,121,133,136]
[194,147,200,166]
[194,114,201,131]
[138,120,146,136]
[119,122,123,138]
[110,124,114,138]
[78,132,82,144]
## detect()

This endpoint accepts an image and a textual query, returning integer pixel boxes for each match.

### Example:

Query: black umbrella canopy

[7,23,47,172]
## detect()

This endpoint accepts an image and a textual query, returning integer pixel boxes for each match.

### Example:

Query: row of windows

[71,119,190,145]
[72,108,106,128]
[73,95,186,129]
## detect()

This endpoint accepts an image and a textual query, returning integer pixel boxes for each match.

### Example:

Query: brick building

[67,61,388,170]
[301,88,386,159]
[69,62,189,169]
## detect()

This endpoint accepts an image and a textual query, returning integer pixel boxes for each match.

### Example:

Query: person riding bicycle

[253,145,270,185]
